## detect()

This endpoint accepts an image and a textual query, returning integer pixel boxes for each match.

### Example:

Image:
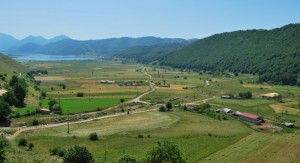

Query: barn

[237,112,264,125]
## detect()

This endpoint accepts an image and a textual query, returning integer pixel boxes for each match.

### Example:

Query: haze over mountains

[0,34,195,56]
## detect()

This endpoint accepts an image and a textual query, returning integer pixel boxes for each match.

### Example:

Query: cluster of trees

[0,136,8,162]
[238,91,252,99]
[159,102,173,112]
[26,70,48,78]
[60,141,185,163]
[0,76,28,120]
[161,24,300,86]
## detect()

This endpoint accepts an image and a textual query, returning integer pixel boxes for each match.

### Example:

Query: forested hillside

[114,42,191,63]
[161,24,300,85]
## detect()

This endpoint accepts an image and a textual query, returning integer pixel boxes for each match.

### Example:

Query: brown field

[271,103,300,116]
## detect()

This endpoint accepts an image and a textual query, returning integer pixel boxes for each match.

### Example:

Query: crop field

[40,98,120,114]
[203,132,300,163]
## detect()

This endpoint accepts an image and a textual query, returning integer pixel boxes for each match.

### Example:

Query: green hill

[114,42,191,63]
[0,53,28,74]
[161,24,300,86]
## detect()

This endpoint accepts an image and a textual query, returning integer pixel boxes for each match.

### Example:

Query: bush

[159,106,166,112]
[89,133,98,141]
[76,92,84,97]
[138,134,144,138]
[146,141,185,163]
[28,143,34,150]
[63,145,94,163]
[50,147,65,157]
[119,155,137,163]
[32,119,39,126]
[18,138,27,146]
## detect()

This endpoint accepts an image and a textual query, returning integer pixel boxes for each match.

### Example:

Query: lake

[7,53,96,61]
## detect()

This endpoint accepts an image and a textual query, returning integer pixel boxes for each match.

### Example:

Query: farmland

[1,60,300,162]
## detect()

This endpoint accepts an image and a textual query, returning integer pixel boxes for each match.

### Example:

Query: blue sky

[0,0,299,40]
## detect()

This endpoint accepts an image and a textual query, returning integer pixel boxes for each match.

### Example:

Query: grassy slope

[0,53,27,74]
[16,109,251,162]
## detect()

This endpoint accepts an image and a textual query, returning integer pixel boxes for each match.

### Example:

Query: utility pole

[104,150,107,163]
[67,110,70,134]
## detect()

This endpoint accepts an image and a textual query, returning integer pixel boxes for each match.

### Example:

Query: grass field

[203,132,300,163]
[13,105,38,115]
[3,60,300,162]
[16,109,252,162]
[40,98,120,114]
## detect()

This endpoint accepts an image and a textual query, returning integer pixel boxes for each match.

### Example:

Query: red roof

[240,112,259,119]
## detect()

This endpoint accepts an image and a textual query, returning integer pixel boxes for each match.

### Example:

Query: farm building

[236,112,264,125]
[261,93,278,99]
[284,122,295,128]
[39,108,51,114]
[216,108,231,114]
[0,89,7,96]
[221,95,231,99]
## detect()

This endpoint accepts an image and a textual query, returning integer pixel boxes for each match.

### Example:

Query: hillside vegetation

[0,53,27,74]
[114,43,191,63]
[161,24,300,86]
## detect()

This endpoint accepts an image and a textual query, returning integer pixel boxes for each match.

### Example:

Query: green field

[16,109,252,162]
[13,105,38,115]
[2,60,300,162]
[40,98,120,114]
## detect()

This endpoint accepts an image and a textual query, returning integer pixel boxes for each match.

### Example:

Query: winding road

[129,67,155,104]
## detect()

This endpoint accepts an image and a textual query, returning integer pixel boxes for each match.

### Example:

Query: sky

[0,0,300,40]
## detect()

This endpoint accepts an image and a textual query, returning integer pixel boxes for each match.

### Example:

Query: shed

[39,108,51,114]
[261,93,278,99]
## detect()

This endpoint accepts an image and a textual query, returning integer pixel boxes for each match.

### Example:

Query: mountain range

[0,34,194,56]
[0,34,69,51]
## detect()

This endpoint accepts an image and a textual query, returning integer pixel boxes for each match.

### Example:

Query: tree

[63,145,94,163]
[166,102,173,111]
[2,91,17,106]
[120,98,125,103]
[28,143,34,150]
[119,155,137,163]
[89,133,98,141]
[48,99,58,110]
[9,75,18,87]
[18,138,27,146]
[0,100,11,120]
[0,136,8,163]
[13,83,27,107]
[32,119,39,126]
[159,106,166,112]
[146,141,185,163]
[239,91,252,99]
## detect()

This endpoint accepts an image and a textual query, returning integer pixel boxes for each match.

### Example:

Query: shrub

[63,145,94,163]
[159,106,166,112]
[18,138,27,146]
[28,143,34,150]
[76,92,84,97]
[119,155,137,163]
[32,119,39,126]
[146,141,185,163]
[138,134,144,138]
[89,133,98,141]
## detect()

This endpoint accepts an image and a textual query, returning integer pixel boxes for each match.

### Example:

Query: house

[39,108,51,114]
[261,93,278,99]
[100,80,115,84]
[216,108,231,114]
[0,89,7,96]
[237,112,264,125]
